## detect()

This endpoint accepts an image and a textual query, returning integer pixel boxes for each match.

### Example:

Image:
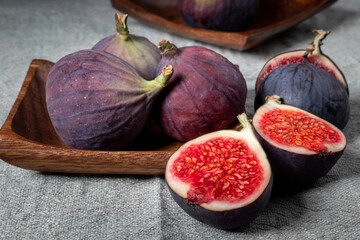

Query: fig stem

[157,40,180,57]
[158,40,173,52]
[142,65,173,93]
[311,29,330,56]
[115,13,129,40]
[265,95,282,104]
[236,113,251,131]
[154,65,173,87]
[303,45,316,59]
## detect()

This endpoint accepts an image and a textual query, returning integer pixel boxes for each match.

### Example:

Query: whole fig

[92,13,161,80]
[178,0,259,31]
[46,49,173,150]
[154,40,247,142]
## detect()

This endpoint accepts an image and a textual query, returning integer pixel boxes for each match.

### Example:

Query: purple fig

[155,40,247,142]
[178,0,259,31]
[255,30,350,130]
[93,13,161,80]
[46,49,172,150]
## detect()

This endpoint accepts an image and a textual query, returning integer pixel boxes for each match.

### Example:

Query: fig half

[46,49,172,150]
[92,13,161,80]
[256,30,348,93]
[252,95,346,185]
[255,30,350,129]
[165,113,272,229]
[155,40,247,142]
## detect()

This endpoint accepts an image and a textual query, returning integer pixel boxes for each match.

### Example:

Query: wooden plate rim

[110,0,337,50]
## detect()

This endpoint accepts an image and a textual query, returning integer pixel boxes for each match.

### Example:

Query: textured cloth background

[1,0,360,239]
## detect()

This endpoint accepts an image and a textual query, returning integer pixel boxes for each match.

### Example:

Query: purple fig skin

[92,14,161,80]
[254,60,350,130]
[155,41,247,142]
[178,0,259,31]
[46,49,171,150]
[255,30,350,130]
[168,176,273,229]
[255,30,349,94]
[253,129,344,185]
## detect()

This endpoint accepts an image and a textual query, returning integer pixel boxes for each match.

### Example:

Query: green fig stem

[154,65,173,87]
[158,40,180,57]
[142,65,173,94]
[115,13,129,40]
[158,40,173,53]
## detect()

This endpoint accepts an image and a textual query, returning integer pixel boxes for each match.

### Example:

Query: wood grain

[0,60,182,175]
[111,0,337,50]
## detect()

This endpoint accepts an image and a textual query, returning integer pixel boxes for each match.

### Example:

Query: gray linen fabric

[1,0,359,239]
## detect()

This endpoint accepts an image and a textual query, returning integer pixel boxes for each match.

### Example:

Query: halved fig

[252,95,346,185]
[256,30,348,93]
[165,113,272,229]
[255,30,350,129]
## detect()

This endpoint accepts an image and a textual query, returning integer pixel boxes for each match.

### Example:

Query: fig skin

[92,13,161,80]
[255,30,348,93]
[252,95,347,185]
[168,177,272,229]
[178,0,259,32]
[254,57,350,130]
[254,132,344,185]
[154,40,247,142]
[165,113,273,229]
[255,30,350,129]
[46,49,172,150]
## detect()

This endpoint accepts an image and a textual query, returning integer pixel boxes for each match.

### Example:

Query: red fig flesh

[165,113,272,229]
[252,95,346,185]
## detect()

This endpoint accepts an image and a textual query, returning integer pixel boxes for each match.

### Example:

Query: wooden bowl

[111,0,337,50]
[0,60,182,174]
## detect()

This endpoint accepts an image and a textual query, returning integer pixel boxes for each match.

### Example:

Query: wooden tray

[0,60,182,174]
[111,0,337,50]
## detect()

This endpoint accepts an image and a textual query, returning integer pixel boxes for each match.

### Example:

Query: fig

[92,13,161,80]
[46,49,173,150]
[165,113,272,229]
[256,30,348,92]
[178,0,259,32]
[252,95,346,185]
[155,40,247,142]
[255,30,349,129]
